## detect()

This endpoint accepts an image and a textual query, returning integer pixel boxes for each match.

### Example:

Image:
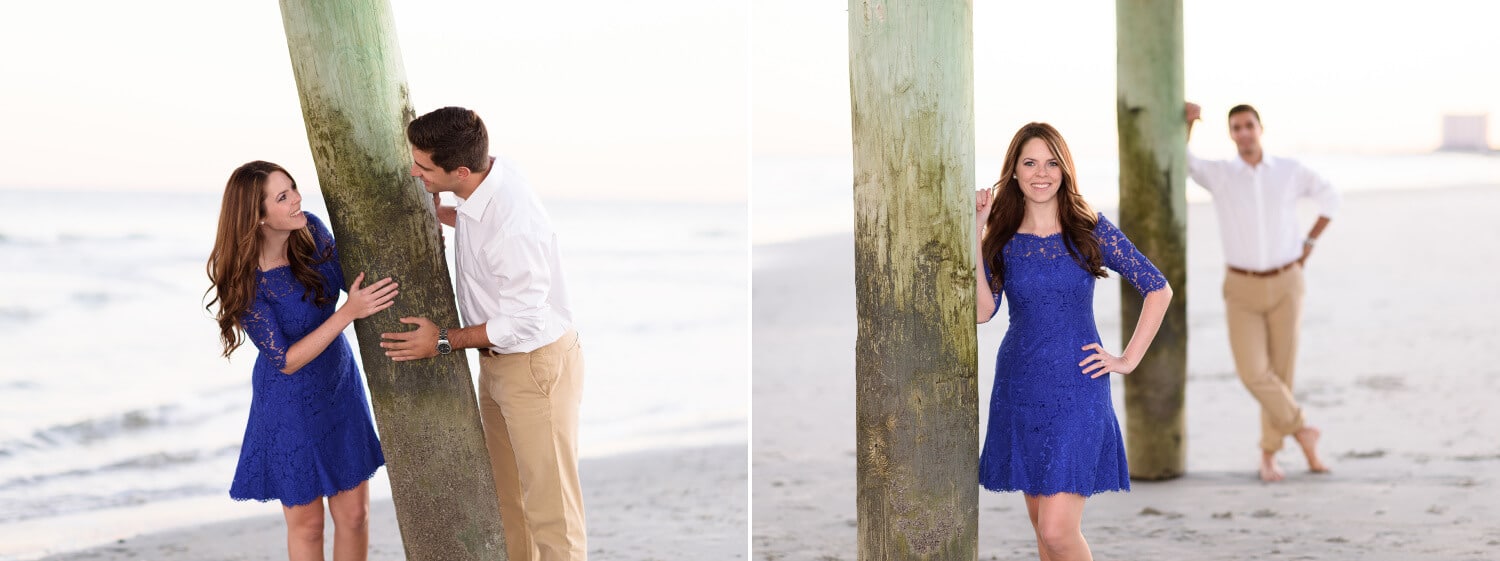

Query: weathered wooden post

[278,1,507,558]
[849,1,977,558]
[1115,0,1188,480]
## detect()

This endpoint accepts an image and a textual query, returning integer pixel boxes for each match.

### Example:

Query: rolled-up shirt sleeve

[480,232,554,350]
[1186,149,1215,192]
[1296,161,1341,218]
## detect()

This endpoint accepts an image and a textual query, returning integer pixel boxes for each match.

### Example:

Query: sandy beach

[752,184,1500,560]
[34,443,746,561]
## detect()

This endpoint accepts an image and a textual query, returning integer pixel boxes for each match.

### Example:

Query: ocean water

[753,151,1500,245]
[0,188,748,557]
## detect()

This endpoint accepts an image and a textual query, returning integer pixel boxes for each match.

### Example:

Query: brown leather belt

[477,348,502,357]
[1227,261,1299,278]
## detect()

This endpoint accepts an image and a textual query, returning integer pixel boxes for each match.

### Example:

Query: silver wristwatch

[437,328,452,355]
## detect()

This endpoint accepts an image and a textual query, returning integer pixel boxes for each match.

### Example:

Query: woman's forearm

[1121,285,1173,367]
[976,229,997,323]
[281,308,356,374]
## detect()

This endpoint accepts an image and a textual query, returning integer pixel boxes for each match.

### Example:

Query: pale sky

[0,1,749,203]
[5,2,1496,201]
[754,0,1500,161]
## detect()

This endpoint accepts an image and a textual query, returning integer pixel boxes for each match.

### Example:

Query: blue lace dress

[230,212,384,506]
[978,213,1166,497]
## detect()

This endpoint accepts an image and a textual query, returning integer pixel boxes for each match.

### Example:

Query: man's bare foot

[1258,451,1285,482]
[1294,426,1330,473]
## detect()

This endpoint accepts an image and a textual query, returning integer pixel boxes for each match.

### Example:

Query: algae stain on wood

[279,0,507,558]
[850,0,977,558]
[1116,0,1188,481]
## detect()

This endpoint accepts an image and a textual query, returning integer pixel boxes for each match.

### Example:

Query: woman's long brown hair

[204,161,332,359]
[981,122,1104,292]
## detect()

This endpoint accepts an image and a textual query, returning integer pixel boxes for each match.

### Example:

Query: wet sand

[36,444,747,561]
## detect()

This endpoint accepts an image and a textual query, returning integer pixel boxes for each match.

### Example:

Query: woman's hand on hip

[1080,343,1134,378]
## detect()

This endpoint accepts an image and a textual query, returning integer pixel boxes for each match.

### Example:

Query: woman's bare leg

[328,481,371,561]
[1035,493,1091,561]
[283,498,326,561]
[1024,494,1055,561]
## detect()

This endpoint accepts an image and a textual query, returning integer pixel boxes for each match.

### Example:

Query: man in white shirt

[381,107,586,560]
[1185,102,1335,483]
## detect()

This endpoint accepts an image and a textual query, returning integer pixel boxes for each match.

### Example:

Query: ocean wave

[0,232,151,248]
[0,401,232,457]
[587,316,746,335]
[69,291,113,306]
[694,228,742,239]
[103,448,222,471]
[0,481,225,524]
[57,232,151,244]
[0,307,40,324]
[0,446,238,494]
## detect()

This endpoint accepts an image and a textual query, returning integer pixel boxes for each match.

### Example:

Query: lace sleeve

[240,289,289,371]
[983,256,1002,320]
[304,212,345,290]
[1095,213,1167,297]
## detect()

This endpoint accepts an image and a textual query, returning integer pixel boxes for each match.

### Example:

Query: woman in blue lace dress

[205,161,397,561]
[975,124,1173,561]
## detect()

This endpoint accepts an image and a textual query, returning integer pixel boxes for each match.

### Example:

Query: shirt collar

[455,157,503,220]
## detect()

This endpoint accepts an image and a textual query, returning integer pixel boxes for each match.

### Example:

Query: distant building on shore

[1439,114,1492,152]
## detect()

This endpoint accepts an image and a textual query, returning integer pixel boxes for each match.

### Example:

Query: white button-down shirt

[453,156,573,354]
[1188,151,1341,271]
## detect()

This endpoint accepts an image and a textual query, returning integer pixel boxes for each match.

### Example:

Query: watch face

[437,342,452,354]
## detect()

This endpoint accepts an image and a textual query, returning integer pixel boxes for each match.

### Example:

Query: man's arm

[1298,216,1332,266]
[379,233,556,361]
[380,317,488,361]
[1183,101,1215,192]
[1307,216,1332,241]
[433,193,457,228]
[1185,101,1201,141]
[1297,163,1339,265]
[478,234,554,349]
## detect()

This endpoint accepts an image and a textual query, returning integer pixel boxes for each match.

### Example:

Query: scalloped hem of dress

[979,483,1129,498]
[229,462,385,507]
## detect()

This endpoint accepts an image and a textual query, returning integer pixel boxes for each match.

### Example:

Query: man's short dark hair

[1228,104,1262,125]
[406,106,490,172]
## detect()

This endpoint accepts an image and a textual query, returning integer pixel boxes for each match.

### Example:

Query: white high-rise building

[1440,114,1490,152]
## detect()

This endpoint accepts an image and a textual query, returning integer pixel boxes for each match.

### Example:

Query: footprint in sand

[1453,453,1500,462]
[1355,375,1407,391]
[1137,507,1183,519]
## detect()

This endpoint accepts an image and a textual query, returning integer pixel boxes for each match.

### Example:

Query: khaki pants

[477,329,586,561]
[1223,266,1307,453]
